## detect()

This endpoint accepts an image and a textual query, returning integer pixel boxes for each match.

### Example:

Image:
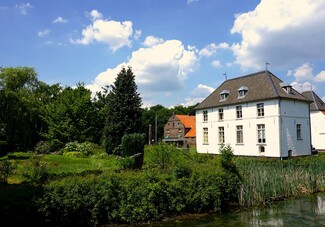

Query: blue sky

[1,0,325,107]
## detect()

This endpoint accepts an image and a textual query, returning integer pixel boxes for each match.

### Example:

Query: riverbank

[1,145,325,226]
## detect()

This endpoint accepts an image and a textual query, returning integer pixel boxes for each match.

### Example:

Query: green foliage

[63,151,86,158]
[7,151,33,160]
[103,67,142,154]
[34,141,52,154]
[145,142,179,169]
[120,133,145,169]
[23,156,48,184]
[0,158,12,183]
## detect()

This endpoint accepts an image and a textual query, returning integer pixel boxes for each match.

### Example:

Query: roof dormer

[280,82,292,94]
[220,90,230,101]
[237,86,248,99]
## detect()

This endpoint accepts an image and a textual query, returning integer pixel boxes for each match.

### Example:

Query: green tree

[103,67,142,154]
[41,83,95,149]
[0,67,46,151]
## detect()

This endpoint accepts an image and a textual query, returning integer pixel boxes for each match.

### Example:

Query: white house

[195,70,312,158]
[302,90,325,151]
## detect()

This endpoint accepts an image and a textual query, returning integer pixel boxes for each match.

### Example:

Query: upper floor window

[257,103,264,117]
[257,124,266,143]
[296,124,302,140]
[203,110,208,122]
[237,86,248,98]
[220,90,230,101]
[236,106,242,119]
[218,108,224,121]
[203,127,209,144]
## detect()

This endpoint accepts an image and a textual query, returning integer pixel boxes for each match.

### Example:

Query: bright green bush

[120,133,146,169]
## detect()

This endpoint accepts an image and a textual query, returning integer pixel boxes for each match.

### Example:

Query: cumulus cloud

[183,84,215,106]
[292,63,314,81]
[291,81,315,93]
[53,16,68,24]
[38,29,51,37]
[314,71,325,82]
[87,40,198,104]
[212,60,222,68]
[15,2,33,15]
[71,19,133,51]
[88,9,103,20]
[199,42,229,58]
[133,30,142,40]
[143,36,164,47]
[231,0,325,69]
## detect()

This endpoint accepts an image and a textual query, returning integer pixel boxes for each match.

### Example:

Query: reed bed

[235,155,325,207]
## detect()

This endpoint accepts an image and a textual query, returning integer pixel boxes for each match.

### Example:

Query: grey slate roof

[195,70,310,110]
[302,90,325,111]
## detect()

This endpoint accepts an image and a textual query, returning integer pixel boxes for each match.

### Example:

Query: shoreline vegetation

[1,144,325,226]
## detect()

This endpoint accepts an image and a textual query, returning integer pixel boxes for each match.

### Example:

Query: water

[137,193,325,227]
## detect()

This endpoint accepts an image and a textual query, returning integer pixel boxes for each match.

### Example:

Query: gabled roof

[301,90,325,111]
[176,115,196,138]
[195,70,310,110]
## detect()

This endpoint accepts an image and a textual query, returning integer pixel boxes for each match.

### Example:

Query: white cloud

[133,30,142,40]
[231,0,325,69]
[143,35,164,47]
[88,9,103,21]
[183,84,214,106]
[314,71,325,82]
[53,16,68,24]
[322,96,325,102]
[71,18,133,51]
[187,0,199,4]
[199,42,229,58]
[38,29,51,37]
[15,2,33,15]
[212,60,222,68]
[87,40,198,103]
[291,81,315,93]
[292,63,314,81]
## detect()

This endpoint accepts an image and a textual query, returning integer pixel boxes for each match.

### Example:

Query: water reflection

[140,193,325,226]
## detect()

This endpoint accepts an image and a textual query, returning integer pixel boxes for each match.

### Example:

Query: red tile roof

[322,111,325,115]
[176,115,196,138]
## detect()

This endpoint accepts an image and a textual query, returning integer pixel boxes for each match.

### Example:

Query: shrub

[34,141,52,154]
[0,158,12,183]
[24,156,48,184]
[145,143,179,169]
[63,151,86,158]
[61,141,101,157]
[120,133,146,169]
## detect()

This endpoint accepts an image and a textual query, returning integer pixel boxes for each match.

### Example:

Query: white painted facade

[196,99,311,157]
[310,111,325,150]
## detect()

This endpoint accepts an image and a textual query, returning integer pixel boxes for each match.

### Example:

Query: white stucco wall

[310,111,325,150]
[279,100,311,156]
[196,99,311,157]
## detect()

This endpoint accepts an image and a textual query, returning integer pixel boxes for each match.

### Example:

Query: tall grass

[236,155,325,207]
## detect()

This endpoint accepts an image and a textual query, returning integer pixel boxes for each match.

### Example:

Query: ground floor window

[236,125,243,143]
[257,124,266,143]
[203,128,208,144]
[219,127,225,144]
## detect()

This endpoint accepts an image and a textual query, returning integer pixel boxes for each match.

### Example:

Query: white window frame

[203,127,208,144]
[296,124,302,140]
[236,106,242,119]
[257,103,264,117]
[236,125,243,144]
[218,127,225,144]
[203,110,208,122]
[257,124,266,143]
[218,108,224,121]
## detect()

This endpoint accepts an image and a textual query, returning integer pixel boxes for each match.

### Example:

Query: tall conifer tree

[104,66,142,154]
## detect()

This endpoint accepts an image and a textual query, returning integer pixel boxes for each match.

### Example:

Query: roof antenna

[223,72,227,80]
[265,61,270,70]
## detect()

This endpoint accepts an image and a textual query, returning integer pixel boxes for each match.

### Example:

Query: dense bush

[120,133,146,169]
[0,158,12,183]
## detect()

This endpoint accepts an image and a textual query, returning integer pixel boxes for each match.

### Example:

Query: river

[128,192,325,226]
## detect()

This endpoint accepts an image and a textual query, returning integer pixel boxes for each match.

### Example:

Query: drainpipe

[278,99,282,158]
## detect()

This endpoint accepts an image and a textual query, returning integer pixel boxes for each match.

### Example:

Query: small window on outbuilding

[220,90,230,101]
[237,86,248,98]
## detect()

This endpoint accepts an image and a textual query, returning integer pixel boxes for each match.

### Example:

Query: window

[257,103,264,117]
[236,106,242,119]
[178,129,182,138]
[237,86,248,98]
[280,82,292,94]
[236,125,243,144]
[218,127,225,144]
[220,90,230,101]
[257,124,266,143]
[203,128,208,144]
[218,108,224,121]
[296,124,302,140]
[259,146,265,153]
[203,110,208,122]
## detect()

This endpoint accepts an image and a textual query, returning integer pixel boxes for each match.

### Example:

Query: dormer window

[220,90,230,101]
[237,86,248,98]
[280,82,292,94]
